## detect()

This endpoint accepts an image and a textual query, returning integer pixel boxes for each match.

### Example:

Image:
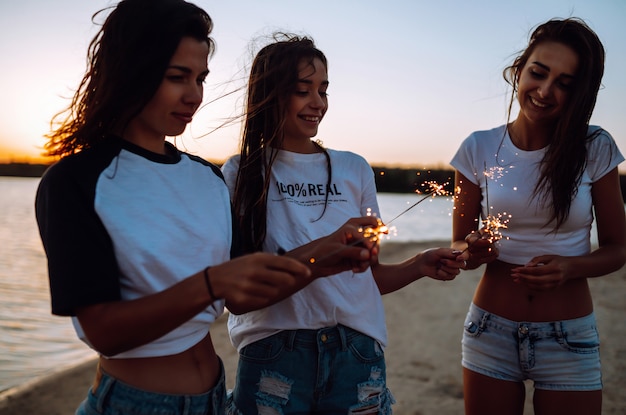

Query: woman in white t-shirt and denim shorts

[222,34,465,414]
[451,18,626,415]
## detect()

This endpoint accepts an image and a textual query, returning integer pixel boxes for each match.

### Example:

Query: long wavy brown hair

[44,0,214,158]
[232,34,328,253]
[503,18,605,229]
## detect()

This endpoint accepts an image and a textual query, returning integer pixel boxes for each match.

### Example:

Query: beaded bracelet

[203,266,217,301]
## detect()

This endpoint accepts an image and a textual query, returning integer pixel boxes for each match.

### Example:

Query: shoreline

[1,241,624,414]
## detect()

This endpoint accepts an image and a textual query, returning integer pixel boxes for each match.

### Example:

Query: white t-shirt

[222,148,388,351]
[450,124,624,265]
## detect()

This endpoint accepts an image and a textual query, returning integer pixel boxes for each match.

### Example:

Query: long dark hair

[44,0,214,158]
[503,18,605,229]
[232,34,328,253]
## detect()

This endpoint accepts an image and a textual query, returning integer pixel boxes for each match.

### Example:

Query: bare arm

[569,167,626,275]
[511,168,626,289]
[371,247,463,295]
[77,252,311,356]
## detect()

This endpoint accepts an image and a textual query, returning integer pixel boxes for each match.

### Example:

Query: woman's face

[124,37,210,153]
[282,57,329,143]
[516,41,579,127]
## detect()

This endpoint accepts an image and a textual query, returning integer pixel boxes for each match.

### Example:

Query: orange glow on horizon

[0,144,52,165]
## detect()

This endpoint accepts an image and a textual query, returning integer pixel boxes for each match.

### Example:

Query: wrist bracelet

[203,266,217,301]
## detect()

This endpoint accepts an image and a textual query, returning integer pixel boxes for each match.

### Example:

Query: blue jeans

[226,324,394,414]
[462,303,602,391]
[76,359,226,415]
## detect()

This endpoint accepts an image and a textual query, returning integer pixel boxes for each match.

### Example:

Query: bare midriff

[98,331,220,394]
[473,260,594,322]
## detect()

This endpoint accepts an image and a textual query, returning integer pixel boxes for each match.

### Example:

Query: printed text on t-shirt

[276,182,342,197]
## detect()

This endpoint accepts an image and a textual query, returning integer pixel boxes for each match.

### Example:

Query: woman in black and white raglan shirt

[34,2,378,414]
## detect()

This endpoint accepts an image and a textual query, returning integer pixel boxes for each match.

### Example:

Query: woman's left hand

[510,255,571,290]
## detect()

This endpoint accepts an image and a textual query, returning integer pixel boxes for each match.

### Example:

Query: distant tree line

[2,162,626,202]
[371,167,626,206]
[0,162,49,177]
[372,167,455,195]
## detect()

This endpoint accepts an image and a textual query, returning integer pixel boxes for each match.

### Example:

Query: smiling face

[282,57,329,145]
[516,41,579,127]
[124,37,210,153]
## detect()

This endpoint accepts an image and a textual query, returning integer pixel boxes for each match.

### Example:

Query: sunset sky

[1,0,624,169]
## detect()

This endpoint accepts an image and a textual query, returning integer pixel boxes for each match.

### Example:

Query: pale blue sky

[1,0,624,169]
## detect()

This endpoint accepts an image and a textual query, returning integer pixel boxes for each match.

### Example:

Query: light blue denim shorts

[462,303,602,391]
[226,324,395,415]
[76,358,226,415]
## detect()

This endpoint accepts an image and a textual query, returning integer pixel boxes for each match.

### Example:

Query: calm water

[0,176,456,392]
[0,177,95,392]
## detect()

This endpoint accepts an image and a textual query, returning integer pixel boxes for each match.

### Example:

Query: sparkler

[385,181,450,225]
[481,162,511,242]
[309,180,451,264]
[460,162,511,253]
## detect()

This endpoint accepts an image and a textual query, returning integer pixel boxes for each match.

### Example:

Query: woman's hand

[510,255,571,291]
[212,252,312,312]
[222,216,382,314]
[297,216,381,278]
[418,248,465,281]
[460,228,499,268]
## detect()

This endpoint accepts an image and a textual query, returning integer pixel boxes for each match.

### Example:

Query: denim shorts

[76,358,226,415]
[226,324,395,415]
[462,303,602,391]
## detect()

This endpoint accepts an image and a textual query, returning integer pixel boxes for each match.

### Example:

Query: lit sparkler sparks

[483,166,506,181]
[308,180,450,264]
[477,162,511,243]
[480,211,511,243]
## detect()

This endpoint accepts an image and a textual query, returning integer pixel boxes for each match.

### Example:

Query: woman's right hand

[461,228,499,268]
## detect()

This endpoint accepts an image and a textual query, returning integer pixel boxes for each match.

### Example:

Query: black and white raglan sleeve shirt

[36,136,231,358]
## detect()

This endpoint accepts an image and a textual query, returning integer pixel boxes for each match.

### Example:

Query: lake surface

[0,177,95,392]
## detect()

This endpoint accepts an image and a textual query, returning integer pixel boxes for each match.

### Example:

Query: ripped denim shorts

[226,324,395,414]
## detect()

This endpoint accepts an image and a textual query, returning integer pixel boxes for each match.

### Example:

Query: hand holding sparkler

[461,228,500,265]
[290,216,381,277]
[456,212,510,268]
[419,247,465,282]
[308,180,452,265]
[455,163,511,269]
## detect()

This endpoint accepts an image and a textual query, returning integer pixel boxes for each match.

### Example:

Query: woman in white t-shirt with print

[222,34,464,414]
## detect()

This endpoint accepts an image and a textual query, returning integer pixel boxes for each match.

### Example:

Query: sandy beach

[1,241,624,414]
